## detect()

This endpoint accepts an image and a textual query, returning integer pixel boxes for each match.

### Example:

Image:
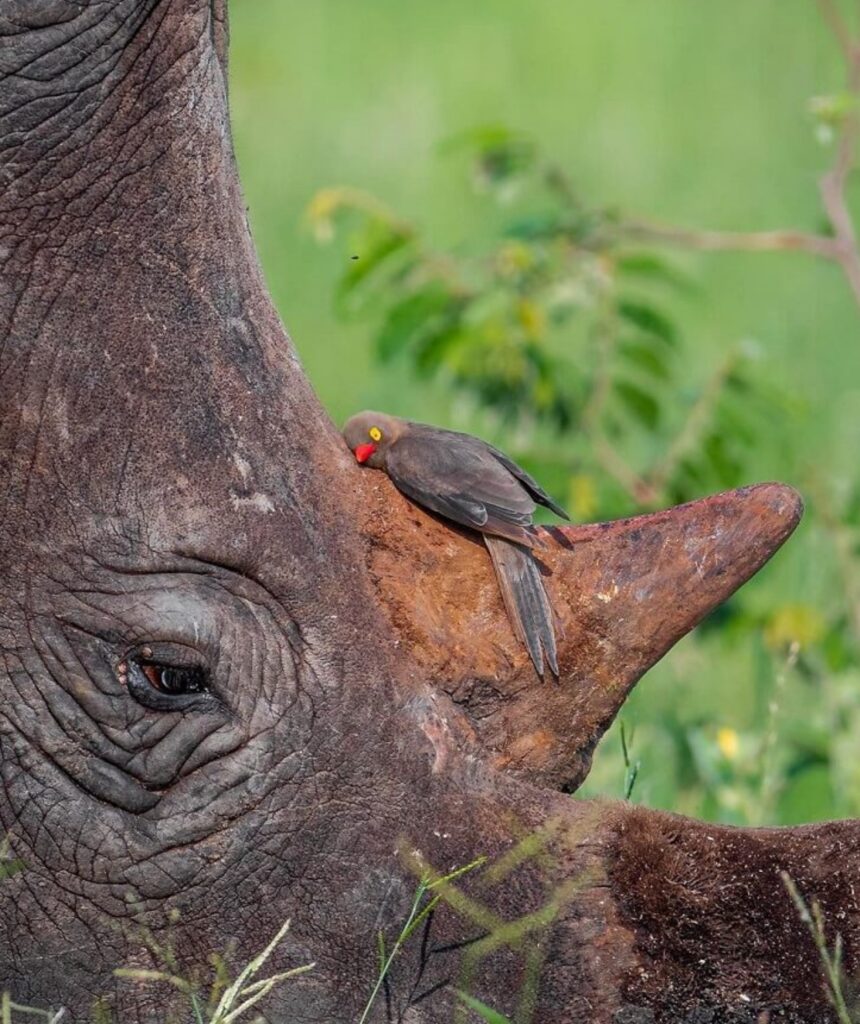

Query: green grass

[114,918,313,1024]
[782,872,856,1023]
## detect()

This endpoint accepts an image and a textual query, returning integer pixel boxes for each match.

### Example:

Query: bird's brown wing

[485,535,559,678]
[483,443,569,520]
[385,431,538,546]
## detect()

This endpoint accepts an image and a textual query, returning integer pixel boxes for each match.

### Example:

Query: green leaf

[671,456,708,496]
[614,380,660,430]
[712,398,757,446]
[616,251,695,293]
[414,324,466,376]
[439,123,529,155]
[439,125,536,186]
[504,209,597,243]
[617,298,678,347]
[701,431,742,486]
[776,764,836,825]
[375,284,454,362]
[844,482,860,527]
[452,990,513,1024]
[335,226,415,311]
[503,210,564,240]
[820,618,854,672]
[618,339,671,381]
[808,92,860,126]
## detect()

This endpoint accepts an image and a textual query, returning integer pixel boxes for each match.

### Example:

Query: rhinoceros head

[1,4,840,1024]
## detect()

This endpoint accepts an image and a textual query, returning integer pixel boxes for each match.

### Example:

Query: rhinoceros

[1,3,857,1022]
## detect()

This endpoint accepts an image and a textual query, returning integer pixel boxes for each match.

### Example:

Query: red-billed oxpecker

[343,411,569,678]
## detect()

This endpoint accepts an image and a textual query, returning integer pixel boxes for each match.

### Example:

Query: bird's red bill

[354,443,377,464]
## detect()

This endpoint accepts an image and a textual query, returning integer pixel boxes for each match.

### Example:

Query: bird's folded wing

[386,434,537,544]
[485,443,569,520]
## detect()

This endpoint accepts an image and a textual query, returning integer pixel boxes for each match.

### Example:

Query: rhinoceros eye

[119,649,215,712]
[140,661,207,695]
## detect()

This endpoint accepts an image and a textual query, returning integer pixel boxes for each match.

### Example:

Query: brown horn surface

[362,475,802,788]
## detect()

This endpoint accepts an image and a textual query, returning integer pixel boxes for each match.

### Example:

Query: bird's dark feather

[377,420,565,675]
[484,443,569,520]
[485,536,559,677]
[385,430,542,545]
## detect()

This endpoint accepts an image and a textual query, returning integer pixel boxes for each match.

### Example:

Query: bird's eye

[369,426,382,442]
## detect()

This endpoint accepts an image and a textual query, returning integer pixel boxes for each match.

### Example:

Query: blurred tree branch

[621,0,860,312]
[818,0,860,306]
[817,0,854,63]
[590,0,860,522]
[619,220,841,261]
[309,0,860,826]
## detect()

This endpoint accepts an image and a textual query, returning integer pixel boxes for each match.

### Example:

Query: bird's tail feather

[485,535,559,679]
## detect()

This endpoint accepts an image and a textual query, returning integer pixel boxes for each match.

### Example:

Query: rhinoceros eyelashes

[118,648,217,713]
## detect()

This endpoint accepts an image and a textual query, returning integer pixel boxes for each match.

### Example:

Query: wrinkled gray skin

[1,4,858,1023]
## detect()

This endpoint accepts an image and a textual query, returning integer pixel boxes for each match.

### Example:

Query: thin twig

[817,0,855,63]
[621,2,860,330]
[593,435,661,506]
[620,219,840,261]
[819,26,860,307]
[581,294,662,506]
[647,354,735,496]
[622,2,860,316]
[756,641,799,822]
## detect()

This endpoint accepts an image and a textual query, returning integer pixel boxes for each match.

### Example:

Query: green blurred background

[228,1,860,826]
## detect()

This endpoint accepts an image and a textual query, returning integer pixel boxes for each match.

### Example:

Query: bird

[342,410,569,678]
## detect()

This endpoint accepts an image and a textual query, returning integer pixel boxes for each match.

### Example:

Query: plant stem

[620,721,641,801]
[817,0,855,64]
[647,353,735,496]
[781,872,854,1024]
[619,220,840,261]
[819,12,860,309]
[358,882,429,1024]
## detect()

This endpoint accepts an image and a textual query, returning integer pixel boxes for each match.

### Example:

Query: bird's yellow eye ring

[369,426,382,442]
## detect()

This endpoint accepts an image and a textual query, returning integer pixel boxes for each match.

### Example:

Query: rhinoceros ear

[362,479,802,790]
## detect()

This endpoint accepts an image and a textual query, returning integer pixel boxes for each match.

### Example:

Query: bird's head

[342,410,405,468]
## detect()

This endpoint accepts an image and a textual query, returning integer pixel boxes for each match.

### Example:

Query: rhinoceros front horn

[362,477,802,789]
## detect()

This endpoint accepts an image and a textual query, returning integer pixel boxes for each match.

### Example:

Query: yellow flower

[568,474,598,520]
[497,241,533,277]
[517,298,546,340]
[717,727,739,760]
[763,604,826,652]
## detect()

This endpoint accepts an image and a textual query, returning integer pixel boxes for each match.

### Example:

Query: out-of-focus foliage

[230,0,860,828]
[308,127,860,827]
[308,130,786,522]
